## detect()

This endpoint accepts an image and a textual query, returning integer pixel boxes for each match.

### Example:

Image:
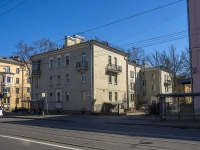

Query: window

[81,72,86,82]
[7,77,11,83]
[49,58,54,69]
[57,75,61,85]
[50,77,53,85]
[114,57,117,65]
[16,98,19,104]
[36,94,39,100]
[131,94,134,101]
[165,86,168,92]
[130,71,134,78]
[66,74,69,84]
[27,77,31,83]
[108,56,111,64]
[151,73,156,80]
[49,93,53,102]
[130,82,134,90]
[16,88,19,94]
[82,91,86,101]
[143,80,146,86]
[4,66,10,72]
[66,92,69,101]
[16,78,19,84]
[152,85,156,91]
[115,92,118,101]
[81,53,86,62]
[108,74,112,84]
[3,76,5,82]
[57,92,61,102]
[27,88,30,93]
[26,97,30,100]
[16,68,20,74]
[7,98,10,103]
[57,57,61,68]
[4,98,6,103]
[109,92,112,101]
[143,91,146,96]
[65,54,70,66]
[114,75,117,84]
[35,78,40,87]
[6,87,10,93]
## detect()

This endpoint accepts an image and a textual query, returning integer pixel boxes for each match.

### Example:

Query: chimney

[65,35,85,47]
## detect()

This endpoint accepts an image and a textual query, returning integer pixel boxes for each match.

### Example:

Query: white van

[0,106,3,118]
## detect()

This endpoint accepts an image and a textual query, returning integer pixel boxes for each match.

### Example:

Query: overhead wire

[78,0,184,35]
[0,0,14,9]
[0,0,28,17]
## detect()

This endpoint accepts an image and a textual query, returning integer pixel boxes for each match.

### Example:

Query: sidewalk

[3,112,200,129]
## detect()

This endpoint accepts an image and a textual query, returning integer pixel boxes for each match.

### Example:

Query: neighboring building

[141,66,172,105]
[128,61,142,109]
[0,56,31,110]
[187,0,200,112]
[31,35,129,113]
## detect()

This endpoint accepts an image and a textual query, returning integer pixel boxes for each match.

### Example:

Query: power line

[0,0,14,9]
[79,0,184,34]
[114,11,186,44]
[0,0,28,17]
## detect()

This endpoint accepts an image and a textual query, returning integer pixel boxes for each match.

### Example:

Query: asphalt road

[0,117,200,150]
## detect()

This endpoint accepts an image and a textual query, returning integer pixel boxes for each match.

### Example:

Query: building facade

[31,36,129,113]
[0,56,31,110]
[188,0,200,111]
[142,67,172,104]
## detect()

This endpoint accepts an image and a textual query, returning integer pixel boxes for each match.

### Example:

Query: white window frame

[65,53,70,66]
[109,92,112,101]
[130,71,134,78]
[57,75,61,85]
[81,72,86,82]
[16,68,20,74]
[108,74,112,84]
[66,74,69,84]
[115,92,118,101]
[57,56,61,68]
[49,57,54,69]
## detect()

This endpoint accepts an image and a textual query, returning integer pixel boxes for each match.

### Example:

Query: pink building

[188,0,200,111]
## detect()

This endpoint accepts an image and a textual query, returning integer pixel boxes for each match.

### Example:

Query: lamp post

[143,60,147,115]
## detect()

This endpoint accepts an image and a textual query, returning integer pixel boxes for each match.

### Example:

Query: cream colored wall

[128,63,141,108]
[93,45,127,107]
[0,61,30,110]
[32,43,92,111]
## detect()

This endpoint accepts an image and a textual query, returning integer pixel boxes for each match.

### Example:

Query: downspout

[89,41,94,112]
[186,0,193,93]
[126,57,129,110]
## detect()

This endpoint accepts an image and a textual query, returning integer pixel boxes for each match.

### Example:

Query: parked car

[0,106,3,118]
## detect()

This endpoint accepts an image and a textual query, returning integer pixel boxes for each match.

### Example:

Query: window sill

[108,83,112,84]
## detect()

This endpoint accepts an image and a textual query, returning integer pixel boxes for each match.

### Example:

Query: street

[0,116,200,150]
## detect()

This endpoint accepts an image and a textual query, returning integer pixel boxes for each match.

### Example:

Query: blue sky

[0,0,188,57]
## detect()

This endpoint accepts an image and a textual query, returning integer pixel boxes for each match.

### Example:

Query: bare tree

[33,38,57,53]
[146,45,190,93]
[127,47,145,63]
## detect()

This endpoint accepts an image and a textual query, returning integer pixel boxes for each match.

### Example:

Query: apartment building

[128,61,142,109]
[141,66,172,104]
[31,35,129,113]
[0,56,31,110]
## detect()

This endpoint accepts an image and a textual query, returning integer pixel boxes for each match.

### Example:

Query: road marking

[0,134,82,150]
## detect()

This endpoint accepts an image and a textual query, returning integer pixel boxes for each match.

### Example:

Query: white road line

[0,134,82,150]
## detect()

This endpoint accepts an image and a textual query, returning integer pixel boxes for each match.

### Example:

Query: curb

[4,116,200,129]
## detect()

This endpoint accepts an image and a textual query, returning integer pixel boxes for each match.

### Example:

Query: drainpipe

[125,56,129,110]
[89,41,94,112]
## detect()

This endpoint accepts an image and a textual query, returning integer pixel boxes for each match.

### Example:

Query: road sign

[3,89,7,92]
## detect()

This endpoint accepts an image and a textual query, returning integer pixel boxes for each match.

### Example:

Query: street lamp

[143,60,147,115]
